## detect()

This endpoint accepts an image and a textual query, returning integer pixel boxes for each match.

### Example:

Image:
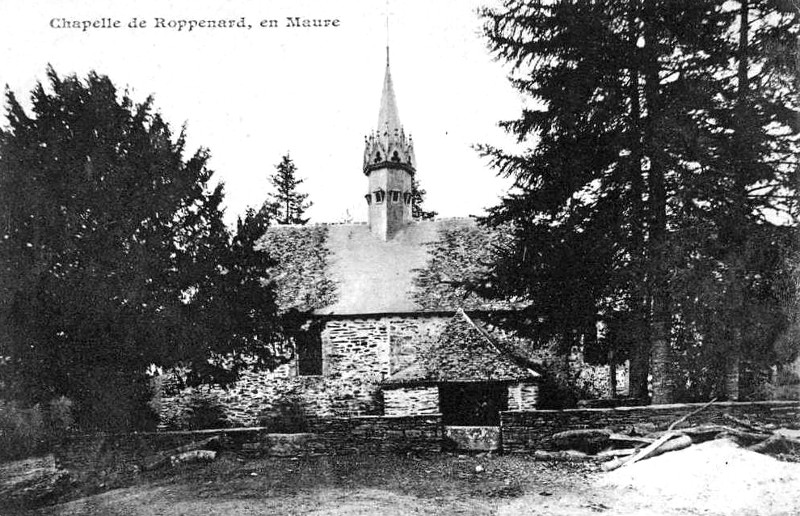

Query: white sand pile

[602,439,800,515]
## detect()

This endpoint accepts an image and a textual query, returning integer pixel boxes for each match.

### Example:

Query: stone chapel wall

[157,314,628,429]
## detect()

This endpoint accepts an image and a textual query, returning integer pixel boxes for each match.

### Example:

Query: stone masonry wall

[159,316,449,429]
[322,316,449,380]
[500,401,800,453]
[158,314,631,429]
[159,372,384,429]
[384,386,440,416]
[58,414,444,473]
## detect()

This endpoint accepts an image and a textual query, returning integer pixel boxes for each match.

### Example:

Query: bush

[259,396,309,433]
[0,397,78,462]
[46,396,74,435]
[776,367,800,386]
[0,401,48,462]
[533,370,578,409]
[186,392,229,430]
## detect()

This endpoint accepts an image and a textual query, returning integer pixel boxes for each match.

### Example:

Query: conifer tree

[478,1,797,403]
[411,177,437,220]
[264,154,312,225]
[0,69,288,428]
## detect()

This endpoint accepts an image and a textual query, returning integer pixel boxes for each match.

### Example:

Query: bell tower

[363,48,416,240]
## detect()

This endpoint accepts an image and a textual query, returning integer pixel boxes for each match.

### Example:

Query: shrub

[0,401,46,462]
[46,396,74,435]
[777,367,800,386]
[186,392,229,430]
[534,370,578,409]
[259,395,309,433]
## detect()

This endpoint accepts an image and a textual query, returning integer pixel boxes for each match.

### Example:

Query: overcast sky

[0,0,525,225]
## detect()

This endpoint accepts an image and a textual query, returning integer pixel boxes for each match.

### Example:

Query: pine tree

[670,0,799,400]
[264,154,312,225]
[411,177,437,220]
[478,0,797,403]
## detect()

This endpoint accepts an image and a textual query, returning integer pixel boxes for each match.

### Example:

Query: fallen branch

[722,414,771,434]
[667,398,718,431]
[602,434,692,472]
[608,434,655,446]
[748,434,785,454]
[596,448,639,460]
[747,433,800,454]
[678,425,771,444]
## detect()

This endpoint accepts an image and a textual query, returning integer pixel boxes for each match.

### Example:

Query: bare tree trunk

[609,347,618,399]
[626,0,651,402]
[724,341,741,401]
[643,0,673,405]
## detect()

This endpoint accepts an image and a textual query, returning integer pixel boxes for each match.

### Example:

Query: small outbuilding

[382,310,541,425]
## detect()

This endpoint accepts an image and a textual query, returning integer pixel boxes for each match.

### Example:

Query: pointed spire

[377,47,402,135]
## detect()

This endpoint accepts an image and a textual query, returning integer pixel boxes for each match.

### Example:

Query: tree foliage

[411,177,438,220]
[263,154,312,225]
[0,69,290,428]
[478,1,798,402]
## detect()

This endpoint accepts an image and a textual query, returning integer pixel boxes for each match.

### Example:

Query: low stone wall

[444,426,501,451]
[384,386,440,416]
[500,401,800,453]
[59,414,444,471]
[308,414,443,454]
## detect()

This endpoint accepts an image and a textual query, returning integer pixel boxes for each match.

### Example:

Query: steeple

[377,48,401,136]
[363,48,417,240]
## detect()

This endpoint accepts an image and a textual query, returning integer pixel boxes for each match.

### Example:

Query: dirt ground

[11,441,800,516]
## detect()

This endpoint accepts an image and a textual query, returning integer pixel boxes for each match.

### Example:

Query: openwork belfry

[363,49,417,240]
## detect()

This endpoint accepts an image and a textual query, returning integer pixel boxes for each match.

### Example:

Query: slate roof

[383,310,540,386]
[259,218,518,316]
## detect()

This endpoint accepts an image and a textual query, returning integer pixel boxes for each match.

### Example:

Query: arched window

[391,150,401,162]
[374,152,382,163]
[374,190,385,204]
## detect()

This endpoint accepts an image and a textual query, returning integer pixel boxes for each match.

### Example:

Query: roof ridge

[457,309,504,357]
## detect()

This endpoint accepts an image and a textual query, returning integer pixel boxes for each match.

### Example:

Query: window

[364,193,372,205]
[374,152,382,163]
[391,150,401,162]
[297,329,323,376]
[390,190,400,203]
[403,192,412,204]
[374,190,385,203]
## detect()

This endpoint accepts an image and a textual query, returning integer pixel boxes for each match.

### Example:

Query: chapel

[158,51,626,430]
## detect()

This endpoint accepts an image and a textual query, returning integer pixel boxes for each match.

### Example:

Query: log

[169,449,217,466]
[654,424,770,444]
[603,434,693,472]
[748,434,785,454]
[550,429,612,454]
[142,436,222,471]
[596,448,639,460]
[0,454,70,507]
[722,414,771,434]
[748,433,800,454]
[533,450,593,462]
[629,423,657,436]
[608,433,655,446]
